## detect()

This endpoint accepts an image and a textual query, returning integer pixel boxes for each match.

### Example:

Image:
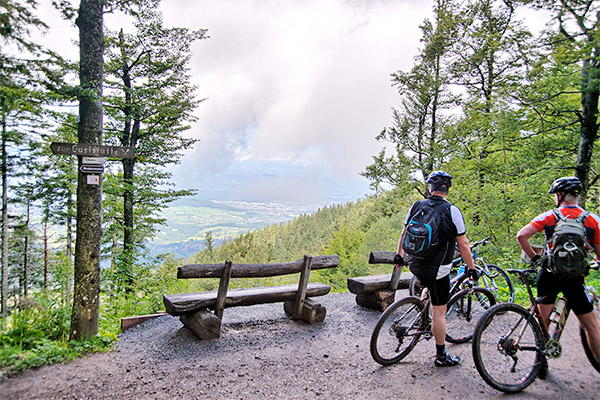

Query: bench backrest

[177,255,339,279]
[171,255,338,321]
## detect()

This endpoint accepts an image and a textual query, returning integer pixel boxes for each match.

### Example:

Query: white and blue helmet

[426,170,452,192]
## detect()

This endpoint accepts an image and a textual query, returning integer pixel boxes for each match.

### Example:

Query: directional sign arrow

[80,165,105,174]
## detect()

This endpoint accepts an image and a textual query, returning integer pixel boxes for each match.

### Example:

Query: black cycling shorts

[537,268,593,315]
[421,274,451,306]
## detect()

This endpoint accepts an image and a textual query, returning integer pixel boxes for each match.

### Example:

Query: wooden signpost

[50,142,135,158]
[50,142,134,185]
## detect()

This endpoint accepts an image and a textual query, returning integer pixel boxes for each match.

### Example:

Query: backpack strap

[553,208,590,223]
[552,208,567,222]
[575,210,590,224]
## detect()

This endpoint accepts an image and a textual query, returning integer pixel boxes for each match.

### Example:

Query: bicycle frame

[506,269,568,358]
[451,236,495,285]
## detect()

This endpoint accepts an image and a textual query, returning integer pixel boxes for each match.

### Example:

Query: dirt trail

[1,291,598,399]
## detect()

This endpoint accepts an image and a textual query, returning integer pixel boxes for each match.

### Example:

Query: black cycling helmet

[426,170,452,192]
[548,176,583,196]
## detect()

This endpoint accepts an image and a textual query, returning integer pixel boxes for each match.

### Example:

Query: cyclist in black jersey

[395,171,477,367]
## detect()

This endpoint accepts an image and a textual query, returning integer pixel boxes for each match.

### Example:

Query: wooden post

[355,290,396,311]
[180,310,221,340]
[284,298,326,324]
[214,260,232,320]
[389,264,402,290]
[292,255,312,318]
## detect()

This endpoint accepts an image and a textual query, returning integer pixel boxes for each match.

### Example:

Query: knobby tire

[370,296,425,366]
[471,303,545,393]
[446,287,496,344]
[480,264,514,303]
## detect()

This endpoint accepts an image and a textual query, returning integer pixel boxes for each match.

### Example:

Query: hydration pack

[547,209,591,278]
[403,200,450,260]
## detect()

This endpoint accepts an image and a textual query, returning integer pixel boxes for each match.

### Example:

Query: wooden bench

[346,251,412,311]
[163,255,338,340]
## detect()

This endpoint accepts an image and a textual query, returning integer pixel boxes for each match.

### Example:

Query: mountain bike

[408,236,514,303]
[370,278,495,365]
[471,266,600,393]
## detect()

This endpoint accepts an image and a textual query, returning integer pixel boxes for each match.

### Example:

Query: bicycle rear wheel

[370,296,425,365]
[472,303,545,393]
[408,276,424,297]
[479,264,514,303]
[446,287,496,344]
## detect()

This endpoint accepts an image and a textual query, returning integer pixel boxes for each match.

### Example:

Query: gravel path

[1,291,598,399]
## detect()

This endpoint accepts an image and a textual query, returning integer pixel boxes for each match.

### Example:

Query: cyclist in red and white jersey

[517,176,600,363]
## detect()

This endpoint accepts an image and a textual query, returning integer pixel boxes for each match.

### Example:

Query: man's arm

[593,243,600,262]
[397,225,407,257]
[517,224,539,260]
[456,234,475,270]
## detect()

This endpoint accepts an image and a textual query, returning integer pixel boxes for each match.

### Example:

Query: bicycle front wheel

[479,264,514,303]
[370,296,425,365]
[446,287,496,344]
[472,303,545,393]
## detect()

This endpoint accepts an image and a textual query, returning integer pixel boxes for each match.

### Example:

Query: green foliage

[0,253,188,376]
[0,291,114,376]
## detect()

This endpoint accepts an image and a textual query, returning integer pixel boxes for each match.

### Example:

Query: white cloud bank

[160,0,434,202]
[35,0,435,203]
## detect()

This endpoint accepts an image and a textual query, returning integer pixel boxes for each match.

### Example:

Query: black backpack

[547,209,591,278]
[403,200,451,260]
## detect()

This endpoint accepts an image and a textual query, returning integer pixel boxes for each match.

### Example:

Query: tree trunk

[1,132,7,318]
[576,54,599,203]
[43,218,48,291]
[122,156,135,291]
[70,0,104,341]
[66,193,73,303]
[23,236,28,297]
[23,198,30,298]
[119,36,136,292]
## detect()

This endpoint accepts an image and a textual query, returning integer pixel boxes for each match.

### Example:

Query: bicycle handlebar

[470,236,492,250]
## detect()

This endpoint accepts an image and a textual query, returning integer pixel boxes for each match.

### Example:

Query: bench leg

[355,290,395,311]
[284,298,326,324]
[180,310,221,340]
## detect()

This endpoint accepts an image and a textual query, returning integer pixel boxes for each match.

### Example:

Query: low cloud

[162,0,433,198]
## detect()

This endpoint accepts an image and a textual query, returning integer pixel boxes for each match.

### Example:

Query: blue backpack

[403,200,451,260]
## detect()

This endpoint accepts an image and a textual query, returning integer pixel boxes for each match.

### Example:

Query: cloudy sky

[39,0,435,204]
[159,0,436,204]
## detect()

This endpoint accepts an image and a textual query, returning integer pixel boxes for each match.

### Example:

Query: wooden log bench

[346,251,412,311]
[163,255,338,340]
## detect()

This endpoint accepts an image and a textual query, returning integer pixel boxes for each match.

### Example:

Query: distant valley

[145,198,322,260]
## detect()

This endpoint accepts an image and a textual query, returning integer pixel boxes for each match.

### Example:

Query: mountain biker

[516,176,600,364]
[394,171,477,367]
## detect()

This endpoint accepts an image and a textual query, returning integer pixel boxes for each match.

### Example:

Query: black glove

[393,254,404,266]
[467,268,479,280]
[530,254,541,264]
